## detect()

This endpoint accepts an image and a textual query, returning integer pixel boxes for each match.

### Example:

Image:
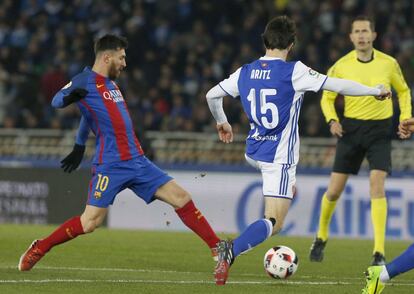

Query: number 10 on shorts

[94,174,109,199]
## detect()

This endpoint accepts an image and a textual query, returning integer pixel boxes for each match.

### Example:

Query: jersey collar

[356,50,375,63]
[259,56,283,60]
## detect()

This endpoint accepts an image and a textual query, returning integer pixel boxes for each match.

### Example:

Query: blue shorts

[87,156,173,208]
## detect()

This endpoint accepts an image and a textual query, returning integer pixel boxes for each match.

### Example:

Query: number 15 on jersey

[246,88,279,129]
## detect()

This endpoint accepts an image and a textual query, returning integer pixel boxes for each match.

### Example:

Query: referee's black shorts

[332,117,392,175]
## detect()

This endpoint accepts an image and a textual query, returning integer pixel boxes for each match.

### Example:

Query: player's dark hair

[262,15,296,50]
[351,15,375,32]
[94,34,128,55]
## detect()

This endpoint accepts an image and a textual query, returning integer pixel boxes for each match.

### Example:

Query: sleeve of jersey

[51,75,87,108]
[292,61,328,93]
[75,116,90,145]
[391,60,412,121]
[206,85,228,124]
[218,67,241,98]
[320,64,340,123]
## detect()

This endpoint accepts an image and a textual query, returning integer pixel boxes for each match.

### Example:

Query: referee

[309,15,412,265]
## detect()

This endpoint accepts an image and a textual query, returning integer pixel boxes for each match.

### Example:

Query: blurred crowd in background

[0,0,413,139]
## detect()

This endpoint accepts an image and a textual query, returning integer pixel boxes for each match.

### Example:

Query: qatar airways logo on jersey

[102,89,124,103]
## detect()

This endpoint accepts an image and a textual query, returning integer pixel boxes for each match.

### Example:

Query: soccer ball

[263,245,298,279]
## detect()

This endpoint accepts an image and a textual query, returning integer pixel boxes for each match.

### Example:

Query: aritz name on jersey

[250,69,271,80]
[102,89,124,103]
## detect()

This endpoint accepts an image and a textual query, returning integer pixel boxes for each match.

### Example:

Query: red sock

[175,200,220,248]
[37,216,85,253]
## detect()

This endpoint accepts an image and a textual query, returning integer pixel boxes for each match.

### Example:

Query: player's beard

[108,62,121,80]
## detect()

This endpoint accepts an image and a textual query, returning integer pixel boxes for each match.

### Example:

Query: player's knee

[173,189,191,208]
[81,217,101,233]
[82,220,96,233]
[369,183,385,198]
[326,190,341,201]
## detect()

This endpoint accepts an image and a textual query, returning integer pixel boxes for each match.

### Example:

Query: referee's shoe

[309,237,327,262]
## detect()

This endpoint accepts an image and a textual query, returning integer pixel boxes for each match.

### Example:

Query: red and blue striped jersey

[52,67,144,164]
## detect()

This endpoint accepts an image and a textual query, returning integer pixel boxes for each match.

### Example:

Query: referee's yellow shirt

[321,49,412,122]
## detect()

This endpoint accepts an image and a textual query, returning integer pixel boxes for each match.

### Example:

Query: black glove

[60,144,86,173]
[62,88,88,106]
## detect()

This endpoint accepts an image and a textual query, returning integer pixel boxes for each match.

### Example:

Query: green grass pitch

[1,224,413,293]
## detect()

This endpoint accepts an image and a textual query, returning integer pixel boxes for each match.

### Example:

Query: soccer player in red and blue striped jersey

[18,34,220,271]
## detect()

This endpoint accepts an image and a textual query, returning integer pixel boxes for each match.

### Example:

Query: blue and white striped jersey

[219,57,327,164]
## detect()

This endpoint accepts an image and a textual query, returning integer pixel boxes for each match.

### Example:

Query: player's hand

[60,144,86,173]
[329,121,343,138]
[374,85,391,101]
[63,88,88,106]
[398,119,414,139]
[216,122,233,143]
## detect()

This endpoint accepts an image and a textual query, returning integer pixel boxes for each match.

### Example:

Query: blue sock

[232,219,273,257]
[386,243,414,279]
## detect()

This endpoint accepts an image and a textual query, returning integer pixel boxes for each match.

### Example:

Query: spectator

[0,0,412,137]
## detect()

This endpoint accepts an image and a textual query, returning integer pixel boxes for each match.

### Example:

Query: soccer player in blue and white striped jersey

[206,15,391,285]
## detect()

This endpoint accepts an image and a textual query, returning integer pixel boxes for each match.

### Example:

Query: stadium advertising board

[109,171,414,240]
[0,168,89,224]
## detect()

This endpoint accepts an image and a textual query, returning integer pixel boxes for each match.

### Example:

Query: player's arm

[205,67,241,144]
[51,77,88,108]
[321,78,389,98]
[293,61,390,98]
[390,59,412,122]
[293,61,390,137]
[60,116,90,173]
[206,85,233,143]
[321,78,389,138]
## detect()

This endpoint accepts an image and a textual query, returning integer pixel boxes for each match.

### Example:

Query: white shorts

[245,154,296,199]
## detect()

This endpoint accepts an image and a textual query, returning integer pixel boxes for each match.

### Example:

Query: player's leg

[311,124,363,262]
[310,172,348,262]
[233,161,295,257]
[215,197,292,286]
[19,163,120,271]
[18,205,107,271]
[155,179,220,253]
[317,172,349,239]
[80,205,108,233]
[366,123,391,265]
[130,156,220,254]
[214,160,294,285]
[385,243,414,280]
[363,243,414,293]
[232,196,291,258]
[369,169,387,265]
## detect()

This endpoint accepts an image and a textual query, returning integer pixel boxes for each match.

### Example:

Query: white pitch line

[0,279,353,285]
[0,265,205,275]
[1,279,414,287]
[0,265,360,279]
[2,265,414,286]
